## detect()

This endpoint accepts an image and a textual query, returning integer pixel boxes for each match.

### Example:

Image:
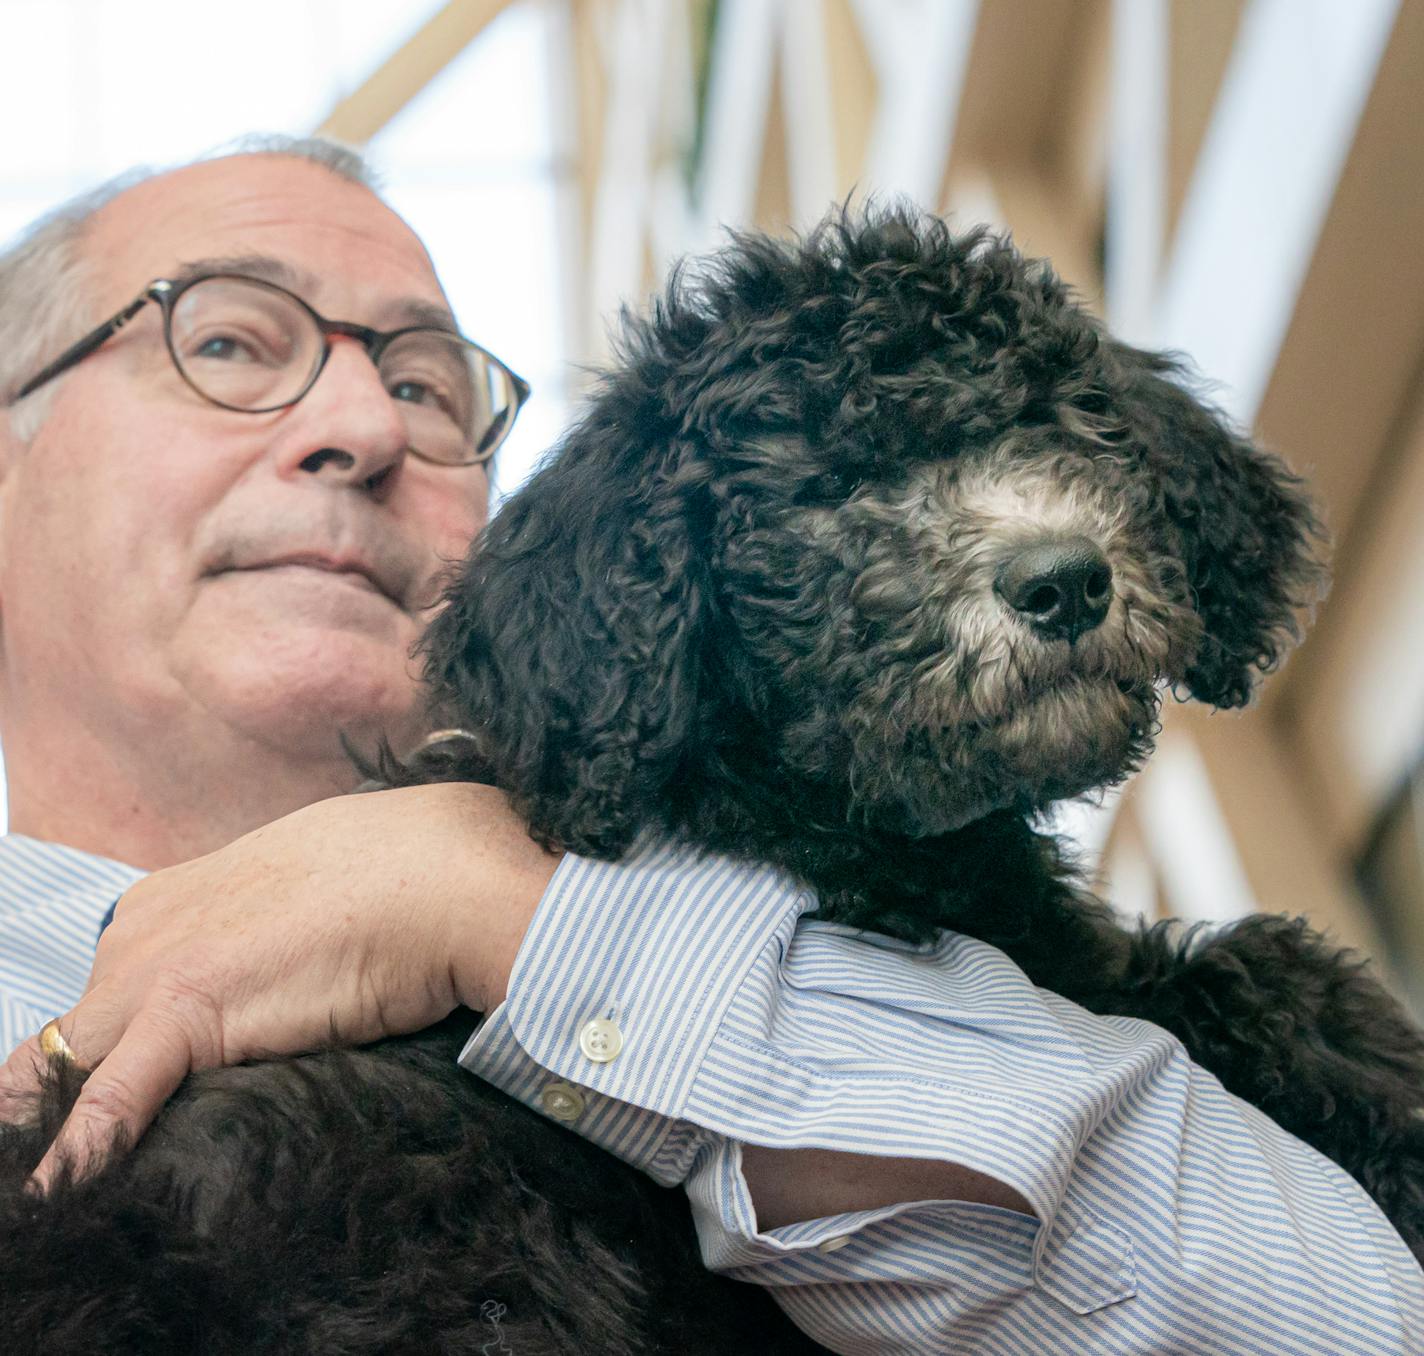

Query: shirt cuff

[459,839,815,1183]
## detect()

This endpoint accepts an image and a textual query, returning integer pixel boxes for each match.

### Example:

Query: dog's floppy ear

[1113,345,1328,708]
[420,436,711,859]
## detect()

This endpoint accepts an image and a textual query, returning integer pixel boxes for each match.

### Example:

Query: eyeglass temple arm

[12,292,156,403]
[473,375,532,455]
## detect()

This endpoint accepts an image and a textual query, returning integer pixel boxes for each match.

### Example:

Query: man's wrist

[469,845,560,1012]
[408,782,560,1012]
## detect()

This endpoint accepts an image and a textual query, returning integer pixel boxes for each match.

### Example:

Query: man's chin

[204,566,415,637]
[174,628,427,771]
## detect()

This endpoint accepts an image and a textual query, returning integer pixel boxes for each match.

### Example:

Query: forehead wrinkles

[82,163,444,318]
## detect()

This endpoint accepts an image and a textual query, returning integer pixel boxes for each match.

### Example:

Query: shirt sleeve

[0,837,145,1060]
[459,839,1424,1355]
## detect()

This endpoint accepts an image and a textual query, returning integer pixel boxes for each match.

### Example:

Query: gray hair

[0,135,381,443]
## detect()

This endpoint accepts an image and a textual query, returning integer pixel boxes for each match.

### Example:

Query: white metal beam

[1136,727,1258,925]
[316,0,517,144]
[689,0,783,247]
[780,0,840,227]
[1105,0,1168,343]
[588,0,671,324]
[1152,0,1399,425]
[852,0,978,206]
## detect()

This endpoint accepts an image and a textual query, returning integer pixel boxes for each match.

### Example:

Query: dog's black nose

[995,537,1113,643]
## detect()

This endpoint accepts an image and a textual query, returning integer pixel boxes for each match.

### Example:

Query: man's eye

[192,334,257,363]
[389,378,431,404]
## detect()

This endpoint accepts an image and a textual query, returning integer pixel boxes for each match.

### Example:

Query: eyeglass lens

[166,277,518,464]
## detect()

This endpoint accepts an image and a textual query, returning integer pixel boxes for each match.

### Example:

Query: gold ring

[39,1018,82,1067]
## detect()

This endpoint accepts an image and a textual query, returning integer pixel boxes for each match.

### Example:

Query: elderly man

[0,137,1419,1354]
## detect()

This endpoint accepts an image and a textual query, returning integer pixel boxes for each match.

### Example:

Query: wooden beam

[1278,367,1424,857]
[753,53,794,234]
[1043,0,1112,253]
[943,0,1109,308]
[1248,0,1424,863]
[1172,705,1385,957]
[1106,706,1398,997]
[822,0,878,197]
[980,162,1102,304]
[316,0,517,145]
[949,0,1082,174]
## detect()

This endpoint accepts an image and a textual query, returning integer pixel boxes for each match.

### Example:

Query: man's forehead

[85,156,455,327]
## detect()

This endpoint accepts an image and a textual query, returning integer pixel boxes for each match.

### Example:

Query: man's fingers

[0,1007,107,1116]
[0,1034,48,1120]
[30,1010,192,1191]
[39,1017,88,1067]
[0,997,127,1109]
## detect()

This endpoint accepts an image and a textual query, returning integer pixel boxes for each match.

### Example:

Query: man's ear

[1114,345,1329,708]
[0,413,23,612]
[0,411,20,484]
[420,435,712,859]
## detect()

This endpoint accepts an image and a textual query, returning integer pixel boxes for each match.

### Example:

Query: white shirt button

[818,1235,851,1253]
[578,1017,624,1063]
[539,1081,586,1123]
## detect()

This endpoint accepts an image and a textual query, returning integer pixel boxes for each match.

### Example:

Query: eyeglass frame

[9,272,532,467]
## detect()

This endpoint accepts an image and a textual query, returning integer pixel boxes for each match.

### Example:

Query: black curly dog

[3,208,1422,1352]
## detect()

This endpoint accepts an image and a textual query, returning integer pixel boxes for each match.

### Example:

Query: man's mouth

[218,555,401,607]
[270,563,379,592]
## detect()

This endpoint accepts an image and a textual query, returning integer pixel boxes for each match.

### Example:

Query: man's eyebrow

[167,255,459,333]
[389,299,460,333]
[170,254,314,293]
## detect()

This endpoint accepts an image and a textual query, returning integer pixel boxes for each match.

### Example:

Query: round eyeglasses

[12,273,531,467]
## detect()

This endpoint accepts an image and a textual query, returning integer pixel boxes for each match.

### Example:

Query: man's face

[0,155,490,772]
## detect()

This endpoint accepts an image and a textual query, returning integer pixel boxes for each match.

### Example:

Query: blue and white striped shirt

[464,839,1424,1354]
[0,834,143,1059]
[3,832,1421,1351]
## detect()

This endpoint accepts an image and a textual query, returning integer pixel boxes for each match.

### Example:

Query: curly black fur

[0,1017,823,1354]
[3,207,1420,1349]
[415,208,1422,1256]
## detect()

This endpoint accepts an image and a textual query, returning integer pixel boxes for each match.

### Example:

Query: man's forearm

[740,1143,1035,1230]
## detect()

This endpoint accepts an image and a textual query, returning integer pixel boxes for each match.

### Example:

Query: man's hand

[0,783,559,1189]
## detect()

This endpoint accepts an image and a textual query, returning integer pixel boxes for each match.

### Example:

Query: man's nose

[279,337,409,493]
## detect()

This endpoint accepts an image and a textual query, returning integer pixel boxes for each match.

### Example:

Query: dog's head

[423,209,1325,856]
